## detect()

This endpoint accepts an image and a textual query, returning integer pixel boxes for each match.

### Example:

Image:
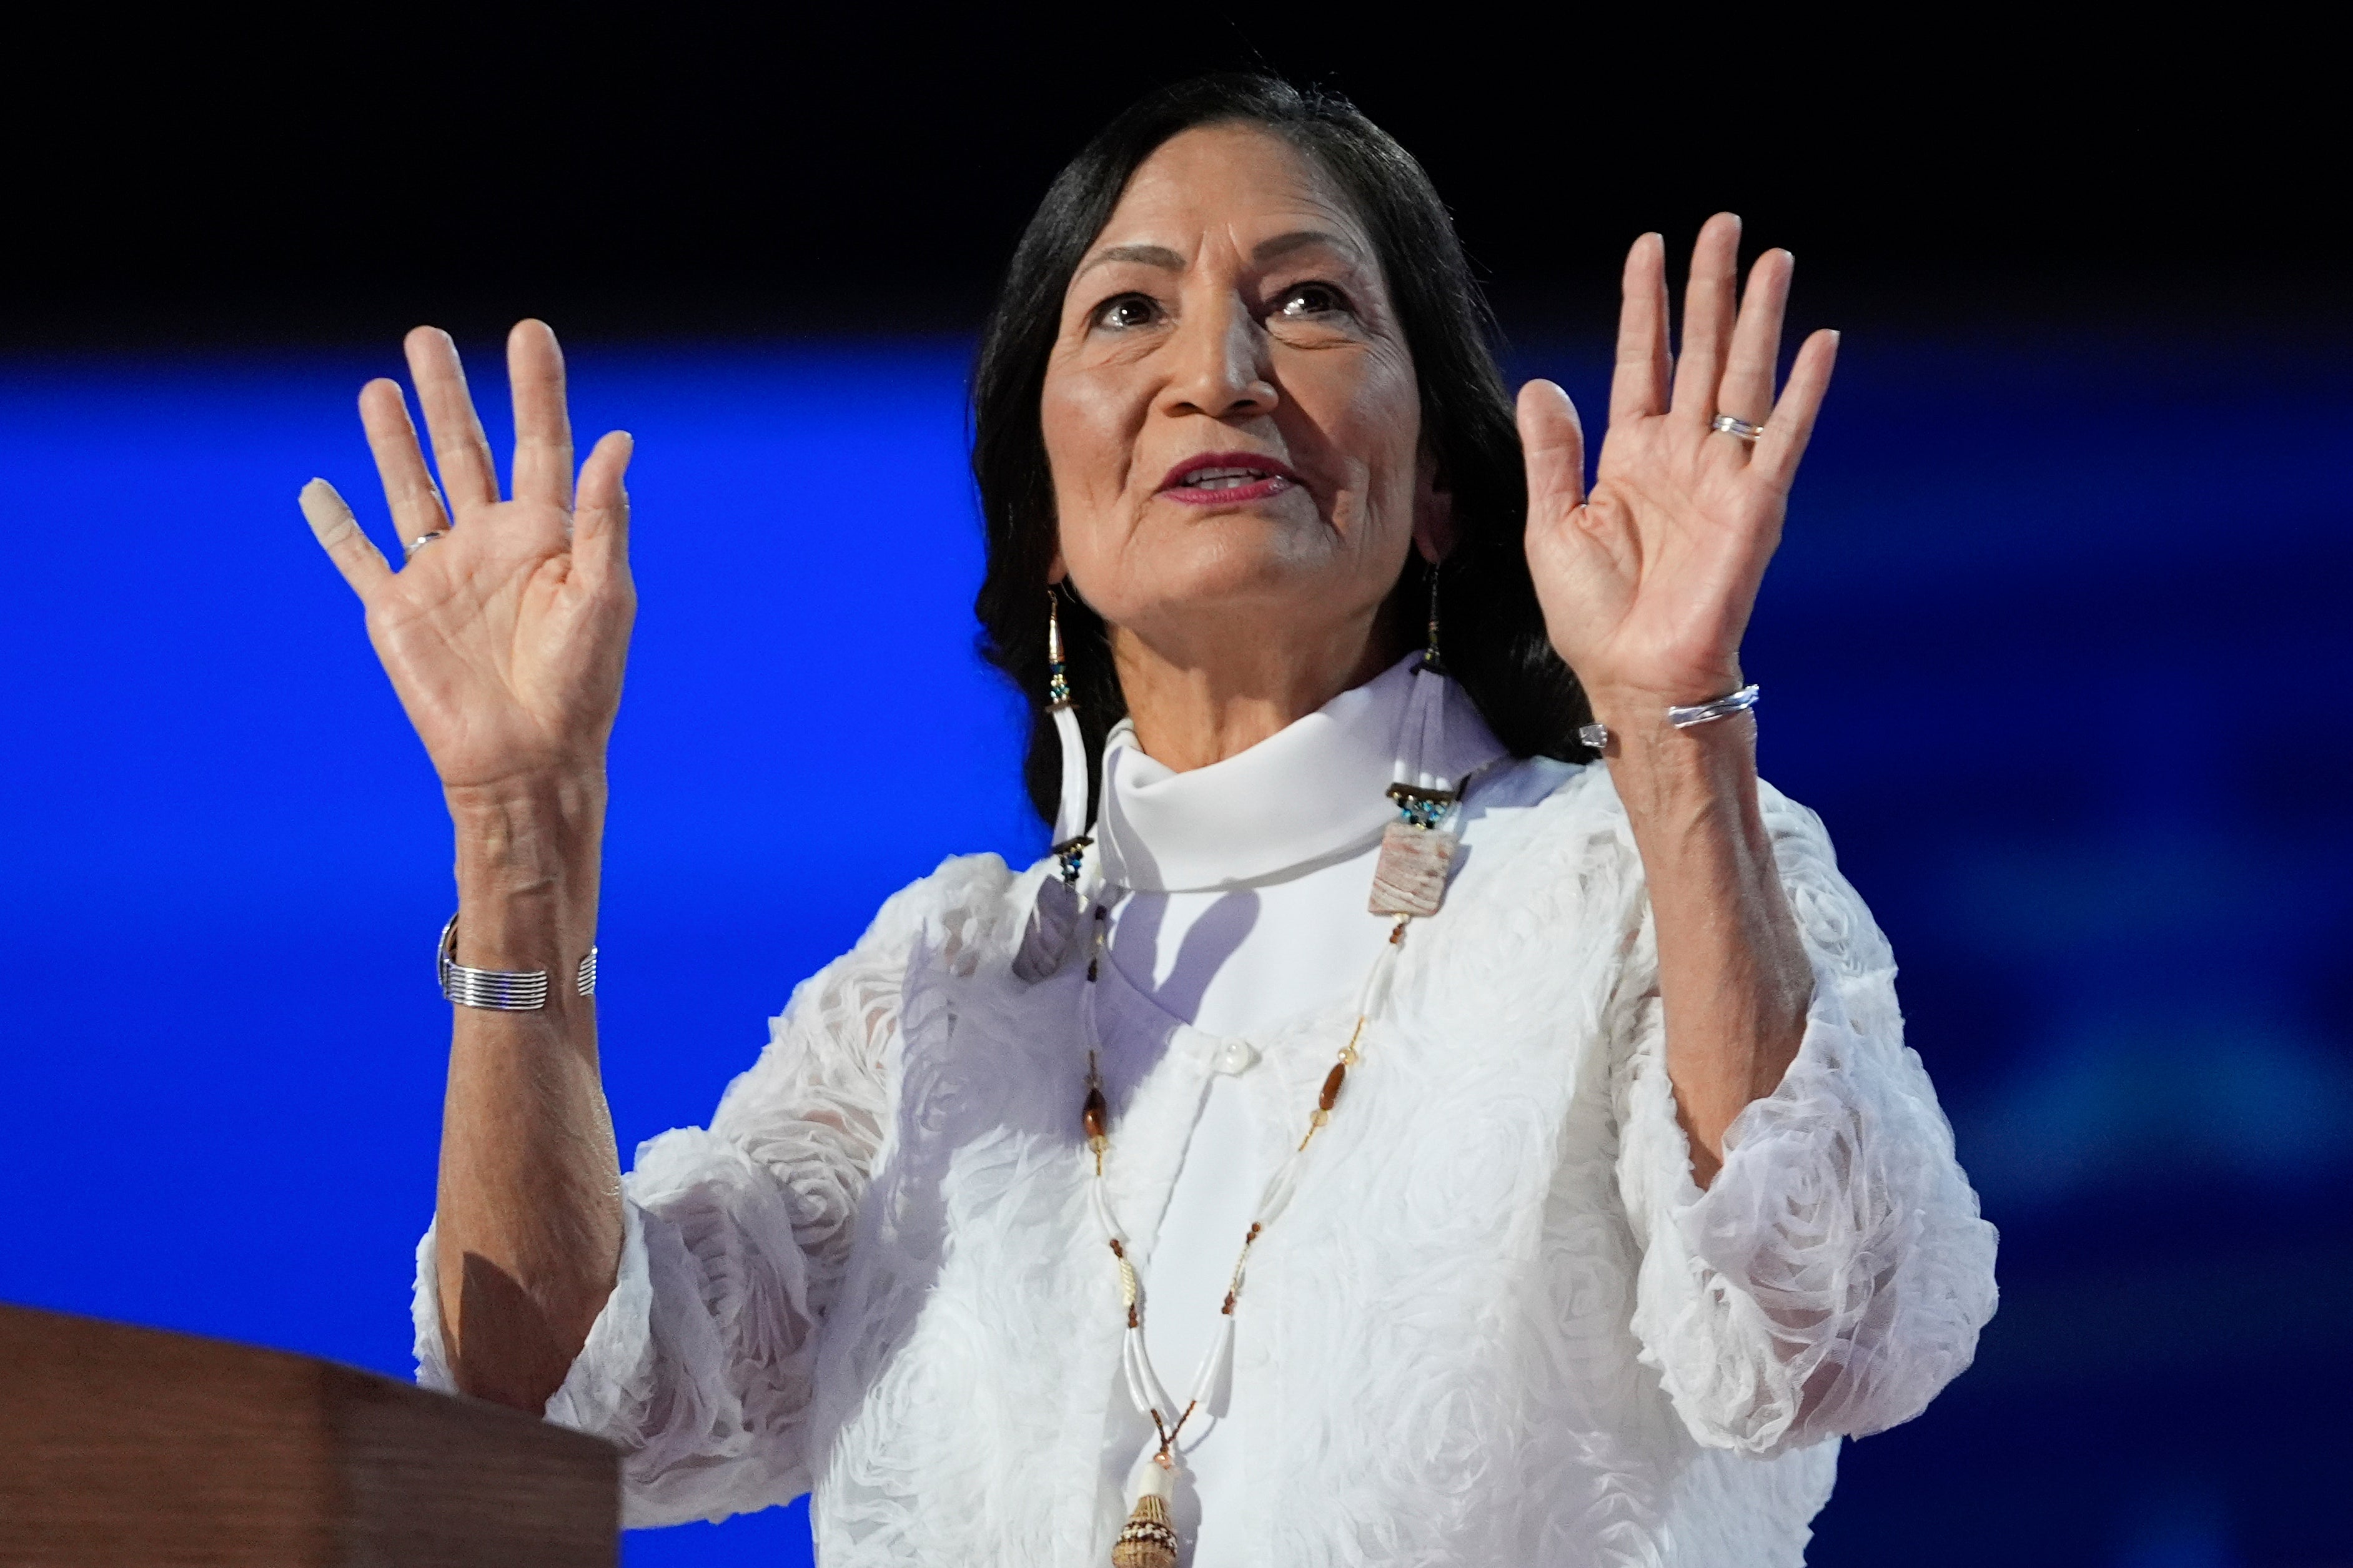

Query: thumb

[1515,380,1587,518]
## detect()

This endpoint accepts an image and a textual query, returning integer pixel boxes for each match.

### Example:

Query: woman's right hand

[301,320,635,801]
[305,325,633,1409]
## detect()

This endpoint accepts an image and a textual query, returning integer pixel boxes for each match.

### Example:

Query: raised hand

[305,323,635,1409]
[1518,214,1835,722]
[300,321,635,797]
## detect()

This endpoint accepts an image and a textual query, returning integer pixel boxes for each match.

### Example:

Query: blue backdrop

[2,326,2346,1566]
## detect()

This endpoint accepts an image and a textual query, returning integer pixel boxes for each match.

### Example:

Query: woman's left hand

[1518,214,1836,725]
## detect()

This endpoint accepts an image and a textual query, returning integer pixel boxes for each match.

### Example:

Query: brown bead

[1319,1062,1347,1113]
[1083,1086,1107,1142]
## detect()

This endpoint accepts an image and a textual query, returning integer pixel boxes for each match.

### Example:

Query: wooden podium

[0,1303,619,1566]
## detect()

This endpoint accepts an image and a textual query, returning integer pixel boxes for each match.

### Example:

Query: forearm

[433,773,625,1410]
[1595,695,1812,1186]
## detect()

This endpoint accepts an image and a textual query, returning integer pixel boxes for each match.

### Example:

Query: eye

[1092,293,1162,331]
[1276,282,1352,318]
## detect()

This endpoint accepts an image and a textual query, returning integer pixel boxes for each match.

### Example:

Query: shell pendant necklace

[1073,634,1467,1568]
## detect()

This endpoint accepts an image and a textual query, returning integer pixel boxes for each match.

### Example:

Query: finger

[508,320,575,510]
[1754,329,1840,488]
[403,327,500,512]
[1668,212,1742,424]
[573,430,635,583]
[359,378,453,547]
[1609,232,1672,422]
[1718,249,1792,428]
[298,478,393,601]
[1516,380,1587,515]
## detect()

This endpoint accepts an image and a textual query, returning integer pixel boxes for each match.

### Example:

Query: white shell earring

[1047,591,1092,885]
[1372,563,1462,919]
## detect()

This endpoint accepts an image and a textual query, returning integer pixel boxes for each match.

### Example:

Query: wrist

[1597,709,1758,787]
[1590,691,1760,827]
[447,772,607,849]
[1578,679,1761,820]
[1580,668,1747,733]
[447,775,605,962]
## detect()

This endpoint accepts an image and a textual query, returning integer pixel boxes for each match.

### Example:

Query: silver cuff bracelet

[1666,683,1762,729]
[1578,683,1761,752]
[437,914,597,1011]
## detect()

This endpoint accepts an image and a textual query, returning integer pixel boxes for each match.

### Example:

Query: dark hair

[971,72,1589,827]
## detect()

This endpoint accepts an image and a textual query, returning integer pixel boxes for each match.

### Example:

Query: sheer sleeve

[1612,783,1999,1455]
[410,875,933,1527]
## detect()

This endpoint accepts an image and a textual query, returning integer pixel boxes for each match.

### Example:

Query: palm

[1520,216,1836,715]
[301,322,635,792]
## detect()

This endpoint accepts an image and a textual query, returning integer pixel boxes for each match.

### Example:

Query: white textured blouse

[414,657,1999,1567]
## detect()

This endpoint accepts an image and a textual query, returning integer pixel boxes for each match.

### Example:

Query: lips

[1156,450,1302,506]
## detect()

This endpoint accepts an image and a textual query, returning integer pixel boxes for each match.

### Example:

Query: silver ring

[1710,413,1765,443]
[404,530,449,558]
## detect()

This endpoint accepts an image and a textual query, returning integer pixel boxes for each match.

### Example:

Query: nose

[1159,290,1277,420]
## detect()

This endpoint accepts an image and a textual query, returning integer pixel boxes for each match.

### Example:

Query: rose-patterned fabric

[414,750,1996,1566]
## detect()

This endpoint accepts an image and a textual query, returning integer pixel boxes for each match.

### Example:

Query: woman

[301,75,1996,1567]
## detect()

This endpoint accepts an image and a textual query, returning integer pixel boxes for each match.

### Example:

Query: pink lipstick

[1156,450,1302,506]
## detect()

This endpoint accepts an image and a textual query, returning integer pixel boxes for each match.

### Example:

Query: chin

[1076,491,1396,631]
[1102,545,1375,642]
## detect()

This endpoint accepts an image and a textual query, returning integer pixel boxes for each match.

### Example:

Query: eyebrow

[1071,229,1367,283]
[1074,243,1186,280]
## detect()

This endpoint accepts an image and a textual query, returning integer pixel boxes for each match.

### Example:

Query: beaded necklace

[1072,648,1467,1568]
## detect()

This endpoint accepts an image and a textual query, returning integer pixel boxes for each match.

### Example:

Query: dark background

[2,14,2347,1568]
[3,14,2335,348]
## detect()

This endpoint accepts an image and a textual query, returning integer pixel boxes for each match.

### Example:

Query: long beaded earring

[1372,560,1461,918]
[1419,556,1446,674]
[1048,588,1092,886]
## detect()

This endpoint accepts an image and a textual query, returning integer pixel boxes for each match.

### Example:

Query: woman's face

[1041,122,1438,666]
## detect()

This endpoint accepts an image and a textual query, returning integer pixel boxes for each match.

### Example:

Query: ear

[1047,549,1068,586]
[1412,448,1456,566]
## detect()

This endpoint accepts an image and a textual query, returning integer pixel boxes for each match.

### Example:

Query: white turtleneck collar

[1093,654,1508,895]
